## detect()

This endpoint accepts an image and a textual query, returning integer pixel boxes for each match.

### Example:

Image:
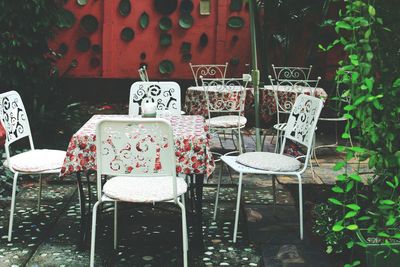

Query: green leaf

[332,186,344,193]
[345,181,354,192]
[393,78,400,88]
[345,211,357,218]
[378,232,390,238]
[358,216,371,221]
[386,215,396,226]
[380,199,395,205]
[346,204,361,211]
[368,5,376,16]
[336,21,352,31]
[333,224,344,232]
[349,173,362,182]
[346,224,358,230]
[333,161,346,171]
[346,240,354,249]
[329,198,343,206]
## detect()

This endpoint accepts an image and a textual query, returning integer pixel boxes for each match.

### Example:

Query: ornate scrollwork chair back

[189,62,229,86]
[129,81,182,116]
[271,64,313,81]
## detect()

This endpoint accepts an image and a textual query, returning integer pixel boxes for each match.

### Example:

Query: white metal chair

[189,62,229,87]
[214,94,324,242]
[200,77,249,155]
[0,91,66,241]
[268,76,321,152]
[271,64,313,81]
[138,65,149,82]
[129,81,182,116]
[314,78,353,165]
[90,118,188,267]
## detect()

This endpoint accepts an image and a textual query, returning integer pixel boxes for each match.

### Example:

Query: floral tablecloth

[60,115,215,177]
[184,85,327,127]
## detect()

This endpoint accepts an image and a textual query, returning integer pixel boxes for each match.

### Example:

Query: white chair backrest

[189,63,228,87]
[200,77,248,115]
[95,118,177,201]
[283,94,323,150]
[138,66,149,82]
[268,76,321,116]
[129,81,182,116]
[0,91,34,155]
[271,64,313,81]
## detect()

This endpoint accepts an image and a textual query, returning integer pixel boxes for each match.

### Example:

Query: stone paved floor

[0,132,348,266]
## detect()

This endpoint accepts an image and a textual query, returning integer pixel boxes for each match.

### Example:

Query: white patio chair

[129,81,182,116]
[314,77,353,165]
[213,94,324,242]
[189,62,229,87]
[268,76,321,152]
[138,65,149,82]
[200,77,249,155]
[0,91,66,241]
[90,118,188,267]
[271,64,313,81]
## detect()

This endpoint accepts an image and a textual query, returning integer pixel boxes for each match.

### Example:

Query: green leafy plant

[316,0,400,265]
[0,1,78,145]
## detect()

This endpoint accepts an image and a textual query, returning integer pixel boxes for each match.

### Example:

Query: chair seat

[103,176,187,203]
[206,115,247,128]
[236,152,301,172]
[4,149,66,173]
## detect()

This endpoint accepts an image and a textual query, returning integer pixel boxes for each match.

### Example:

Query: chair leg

[8,172,19,242]
[297,174,304,240]
[37,174,43,213]
[90,201,101,267]
[274,130,281,153]
[177,199,188,267]
[114,201,118,250]
[272,175,277,214]
[233,172,243,243]
[213,162,224,220]
[180,195,188,250]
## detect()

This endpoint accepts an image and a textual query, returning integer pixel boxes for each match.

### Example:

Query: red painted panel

[49,0,251,79]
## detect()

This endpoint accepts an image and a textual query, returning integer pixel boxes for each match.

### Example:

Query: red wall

[50,0,252,79]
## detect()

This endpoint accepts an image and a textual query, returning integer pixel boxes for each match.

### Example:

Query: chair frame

[271,64,313,81]
[189,62,229,87]
[213,94,324,242]
[90,118,187,267]
[268,75,321,152]
[0,91,61,241]
[129,81,182,116]
[200,77,249,154]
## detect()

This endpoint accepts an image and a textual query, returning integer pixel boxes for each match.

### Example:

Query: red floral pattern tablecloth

[60,115,215,177]
[184,85,327,126]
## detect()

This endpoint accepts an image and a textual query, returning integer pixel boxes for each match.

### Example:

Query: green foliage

[315,0,400,264]
[0,1,77,145]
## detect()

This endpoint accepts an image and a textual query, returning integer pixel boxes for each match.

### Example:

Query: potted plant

[314,0,400,266]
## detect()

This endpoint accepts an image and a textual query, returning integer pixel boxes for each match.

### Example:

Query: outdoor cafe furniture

[184,82,327,127]
[189,62,229,87]
[89,118,188,267]
[213,94,324,242]
[60,114,215,246]
[271,64,313,81]
[0,91,66,241]
[267,76,322,152]
[201,77,249,154]
[129,81,182,116]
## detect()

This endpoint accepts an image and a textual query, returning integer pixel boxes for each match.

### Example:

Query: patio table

[60,114,215,248]
[184,85,327,126]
